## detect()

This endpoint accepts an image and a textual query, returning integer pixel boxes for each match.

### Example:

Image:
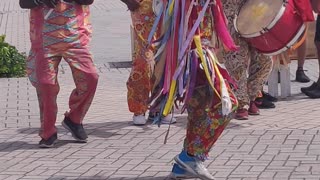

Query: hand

[41,0,60,8]
[123,0,140,12]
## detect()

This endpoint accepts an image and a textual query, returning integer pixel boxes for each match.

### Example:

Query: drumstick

[44,0,66,20]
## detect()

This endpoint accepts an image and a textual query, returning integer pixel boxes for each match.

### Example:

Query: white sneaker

[161,114,177,124]
[174,151,215,180]
[133,114,147,125]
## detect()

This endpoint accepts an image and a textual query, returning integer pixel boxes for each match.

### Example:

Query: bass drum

[235,0,305,56]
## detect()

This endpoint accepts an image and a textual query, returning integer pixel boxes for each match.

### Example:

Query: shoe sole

[133,123,146,126]
[296,79,310,83]
[161,120,177,125]
[39,139,57,148]
[235,116,249,120]
[168,173,197,180]
[174,156,199,177]
[248,112,260,116]
[62,121,88,143]
[257,106,275,109]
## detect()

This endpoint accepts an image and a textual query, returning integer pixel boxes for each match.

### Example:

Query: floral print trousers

[184,83,235,161]
[127,0,156,115]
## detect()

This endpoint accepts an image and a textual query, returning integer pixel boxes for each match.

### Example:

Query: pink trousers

[27,47,99,140]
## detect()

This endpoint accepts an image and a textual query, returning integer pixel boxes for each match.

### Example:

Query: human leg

[296,39,311,82]
[127,0,155,124]
[303,15,320,98]
[247,48,273,113]
[62,47,99,141]
[224,39,250,120]
[173,85,232,179]
[304,41,320,98]
[27,49,62,146]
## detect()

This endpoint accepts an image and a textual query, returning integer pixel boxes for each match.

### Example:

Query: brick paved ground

[1,0,320,180]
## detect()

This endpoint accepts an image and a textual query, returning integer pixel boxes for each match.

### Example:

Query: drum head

[236,0,284,35]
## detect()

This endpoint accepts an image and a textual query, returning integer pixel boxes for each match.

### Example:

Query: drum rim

[262,24,306,56]
[234,0,288,38]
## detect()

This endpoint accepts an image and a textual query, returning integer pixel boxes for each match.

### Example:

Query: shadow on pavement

[54,176,172,180]
[172,116,245,130]
[276,93,312,102]
[0,139,77,152]
[16,121,154,139]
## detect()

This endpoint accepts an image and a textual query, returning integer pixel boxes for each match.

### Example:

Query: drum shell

[238,0,304,55]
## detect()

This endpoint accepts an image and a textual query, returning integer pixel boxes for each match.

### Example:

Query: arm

[19,0,41,9]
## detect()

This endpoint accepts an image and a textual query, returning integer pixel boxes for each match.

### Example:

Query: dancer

[148,0,238,179]
[19,0,98,147]
[121,0,177,125]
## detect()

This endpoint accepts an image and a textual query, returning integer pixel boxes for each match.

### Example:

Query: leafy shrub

[0,35,26,78]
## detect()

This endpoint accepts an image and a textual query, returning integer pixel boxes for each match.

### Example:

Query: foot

[255,98,275,109]
[39,133,57,148]
[148,112,177,124]
[174,151,215,180]
[262,91,278,102]
[133,114,147,126]
[301,82,318,94]
[62,117,88,142]
[169,163,197,179]
[248,101,260,115]
[161,113,177,124]
[305,84,320,99]
[296,69,310,83]
[235,108,249,120]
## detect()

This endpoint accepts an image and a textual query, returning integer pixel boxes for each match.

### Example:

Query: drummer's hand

[41,0,60,8]
[121,0,140,12]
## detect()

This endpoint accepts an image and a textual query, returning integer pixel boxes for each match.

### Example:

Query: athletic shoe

[148,112,177,124]
[62,117,88,142]
[174,150,215,180]
[234,108,249,120]
[255,98,275,109]
[161,113,177,124]
[169,163,197,179]
[301,82,318,94]
[248,101,260,115]
[261,91,278,102]
[305,85,320,99]
[296,69,310,83]
[39,133,57,148]
[133,114,147,125]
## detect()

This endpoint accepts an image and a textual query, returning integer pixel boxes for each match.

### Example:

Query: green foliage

[0,35,26,78]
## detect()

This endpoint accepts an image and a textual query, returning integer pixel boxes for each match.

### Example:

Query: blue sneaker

[169,163,197,179]
[174,151,215,180]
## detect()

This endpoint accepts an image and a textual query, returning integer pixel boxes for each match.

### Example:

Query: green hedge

[0,35,26,78]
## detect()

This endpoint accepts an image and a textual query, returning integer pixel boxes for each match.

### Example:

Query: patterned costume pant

[126,0,156,115]
[222,0,272,109]
[184,83,234,160]
[223,39,272,108]
[27,47,98,140]
[27,2,98,140]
